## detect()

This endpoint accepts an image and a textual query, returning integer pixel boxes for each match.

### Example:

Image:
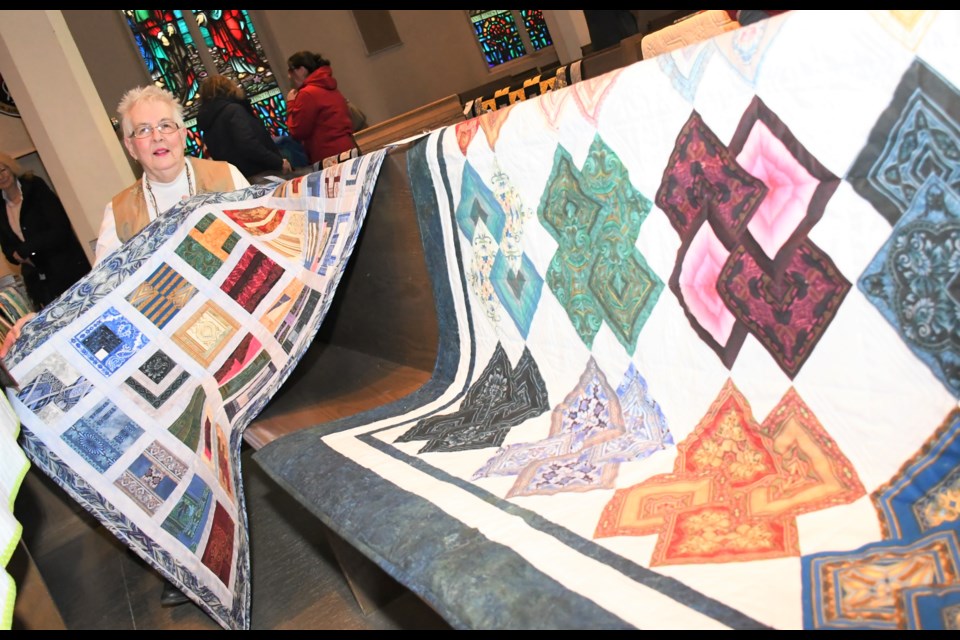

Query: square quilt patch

[126,262,198,329]
[171,301,241,369]
[115,439,188,514]
[61,399,144,473]
[124,349,190,411]
[70,307,149,378]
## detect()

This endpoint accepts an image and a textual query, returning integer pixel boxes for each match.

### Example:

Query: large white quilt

[255,11,960,630]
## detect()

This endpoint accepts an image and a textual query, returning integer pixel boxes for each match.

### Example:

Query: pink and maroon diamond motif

[718,241,850,377]
[658,97,845,378]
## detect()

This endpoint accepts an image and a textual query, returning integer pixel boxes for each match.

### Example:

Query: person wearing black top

[196,75,291,181]
[583,10,640,52]
[0,152,91,309]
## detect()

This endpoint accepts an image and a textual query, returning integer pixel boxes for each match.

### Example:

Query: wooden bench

[244,147,438,451]
[243,144,443,615]
[352,94,465,155]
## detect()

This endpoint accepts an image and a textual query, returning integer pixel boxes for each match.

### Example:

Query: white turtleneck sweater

[94,161,247,265]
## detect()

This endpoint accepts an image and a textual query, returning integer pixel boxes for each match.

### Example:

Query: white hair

[116,85,185,137]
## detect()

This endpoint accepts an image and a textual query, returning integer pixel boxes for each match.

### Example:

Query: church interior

[3,10,959,631]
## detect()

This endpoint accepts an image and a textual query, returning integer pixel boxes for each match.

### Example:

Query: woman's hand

[0,312,36,358]
[282,158,293,174]
[286,88,298,103]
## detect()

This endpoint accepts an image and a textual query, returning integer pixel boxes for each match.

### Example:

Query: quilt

[2,149,387,630]
[1,392,27,630]
[255,11,960,630]
[639,10,740,60]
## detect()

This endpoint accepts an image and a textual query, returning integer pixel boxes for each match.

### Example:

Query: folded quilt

[3,149,386,630]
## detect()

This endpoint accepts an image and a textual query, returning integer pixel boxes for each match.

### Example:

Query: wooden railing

[352,95,465,155]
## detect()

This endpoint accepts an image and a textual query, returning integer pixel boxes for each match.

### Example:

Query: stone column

[543,11,591,65]
[0,10,135,259]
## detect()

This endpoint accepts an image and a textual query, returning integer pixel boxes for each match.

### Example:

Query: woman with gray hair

[0,151,90,309]
[95,85,249,265]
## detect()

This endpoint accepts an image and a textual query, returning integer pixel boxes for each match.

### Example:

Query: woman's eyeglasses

[128,120,182,139]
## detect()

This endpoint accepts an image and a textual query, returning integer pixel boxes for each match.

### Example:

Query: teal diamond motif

[491,251,543,339]
[539,158,603,253]
[457,160,544,338]
[538,136,663,352]
[590,251,661,350]
[457,162,505,241]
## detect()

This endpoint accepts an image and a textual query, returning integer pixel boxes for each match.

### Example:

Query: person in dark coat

[196,75,291,181]
[0,152,91,309]
[583,10,640,52]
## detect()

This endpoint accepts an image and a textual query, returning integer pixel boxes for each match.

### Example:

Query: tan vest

[111,157,236,243]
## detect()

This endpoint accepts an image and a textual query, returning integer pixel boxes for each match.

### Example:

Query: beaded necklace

[143,161,195,217]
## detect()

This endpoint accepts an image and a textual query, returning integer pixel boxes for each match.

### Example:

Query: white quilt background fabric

[257,10,960,630]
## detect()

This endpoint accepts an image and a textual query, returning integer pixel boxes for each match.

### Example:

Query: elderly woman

[0,152,91,309]
[95,85,250,265]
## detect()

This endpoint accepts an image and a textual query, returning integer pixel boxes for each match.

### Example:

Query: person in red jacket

[285,51,357,165]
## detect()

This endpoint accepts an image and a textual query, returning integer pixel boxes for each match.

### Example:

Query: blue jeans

[273,135,310,168]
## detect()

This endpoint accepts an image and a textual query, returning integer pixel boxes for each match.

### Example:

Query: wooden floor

[13,445,451,630]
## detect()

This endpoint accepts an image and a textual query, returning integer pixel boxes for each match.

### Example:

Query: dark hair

[287,51,330,74]
[199,75,244,103]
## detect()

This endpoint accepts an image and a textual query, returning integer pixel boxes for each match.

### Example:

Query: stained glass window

[191,10,286,137]
[470,10,526,68]
[122,9,287,157]
[520,10,552,51]
[247,89,288,138]
[469,10,553,69]
[0,72,18,118]
[122,10,207,116]
[183,119,206,157]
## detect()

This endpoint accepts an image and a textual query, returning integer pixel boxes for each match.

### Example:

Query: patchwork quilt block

[801,408,960,629]
[3,150,386,630]
[254,11,960,630]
